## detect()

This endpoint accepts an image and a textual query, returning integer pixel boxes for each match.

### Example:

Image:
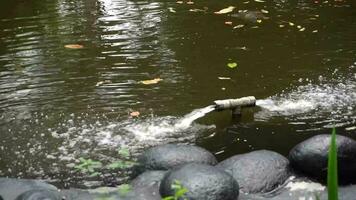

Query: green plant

[74,158,102,177]
[118,184,132,196]
[106,148,136,170]
[74,148,136,176]
[162,180,189,200]
[327,127,338,200]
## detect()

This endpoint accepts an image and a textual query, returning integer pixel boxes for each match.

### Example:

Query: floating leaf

[233,24,245,29]
[214,6,235,14]
[176,1,183,4]
[130,111,140,117]
[299,27,306,31]
[64,44,84,49]
[168,7,176,13]
[254,0,265,2]
[186,1,194,4]
[218,77,231,80]
[224,21,233,25]
[227,62,238,68]
[140,78,162,85]
[288,22,295,26]
[260,9,269,13]
[256,19,262,23]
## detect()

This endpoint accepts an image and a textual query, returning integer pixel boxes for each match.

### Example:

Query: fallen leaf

[254,0,265,2]
[227,62,238,68]
[187,1,194,4]
[256,19,262,23]
[64,44,84,49]
[225,21,233,25]
[299,27,306,31]
[168,7,176,13]
[176,1,183,4]
[95,80,112,86]
[140,78,162,85]
[233,24,245,29]
[288,22,295,26]
[189,8,206,12]
[260,9,269,13]
[312,30,318,33]
[130,111,140,117]
[214,6,235,14]
[218,77,231,80]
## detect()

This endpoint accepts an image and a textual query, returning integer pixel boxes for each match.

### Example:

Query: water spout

[214,96,256,110]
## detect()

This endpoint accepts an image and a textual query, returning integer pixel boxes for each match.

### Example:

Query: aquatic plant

[162,180,189,200]
[74,158,102,177]
[74,148,136,176]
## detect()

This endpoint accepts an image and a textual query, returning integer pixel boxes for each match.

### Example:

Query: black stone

[137,144,217,173]
[131,170,167,188]
[124,183,161,200]
[289,134,356,184]
[160,163,239,200]
[15,189,61,200]
[0,178,58,200]
[217,150,290,193]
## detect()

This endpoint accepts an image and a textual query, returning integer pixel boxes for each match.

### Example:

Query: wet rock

[131,170,167,188]
[15,189,62,200]
[60,189,95,200]
[289,134,356,184]
[217,150,290,193]
[160,163,239,200]
[124,183,161,200]
[0,178,58,200]
[136,144,217,173]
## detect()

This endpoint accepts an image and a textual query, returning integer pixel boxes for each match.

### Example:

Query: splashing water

[255,74,356,129]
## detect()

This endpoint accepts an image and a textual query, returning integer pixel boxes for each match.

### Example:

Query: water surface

[0,0,355,188]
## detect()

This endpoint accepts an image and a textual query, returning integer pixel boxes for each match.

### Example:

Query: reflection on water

[0,0,355,188]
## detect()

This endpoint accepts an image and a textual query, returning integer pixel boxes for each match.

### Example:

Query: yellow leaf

[64,44,84,49]
[140,78,162,85]
[214,6,235,14]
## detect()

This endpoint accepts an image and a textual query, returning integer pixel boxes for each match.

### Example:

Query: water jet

[214,96,256,117]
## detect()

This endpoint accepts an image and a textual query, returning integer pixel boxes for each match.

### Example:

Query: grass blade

[327,127,338,200]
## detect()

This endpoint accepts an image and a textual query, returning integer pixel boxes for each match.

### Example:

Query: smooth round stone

[0,178,58,200]
[289,134,356,183]
[218,150,290,193]
[131,170,167,188]
[160,163,239,200]
[137,144,217,173]
[15,189,61,200]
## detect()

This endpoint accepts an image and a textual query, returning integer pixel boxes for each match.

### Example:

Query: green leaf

[162,197,175,200]
[327,127,338,200]
[118,148,130,158]
[118,184,131,196]
[175,188,188,197]
[227,62,238,69]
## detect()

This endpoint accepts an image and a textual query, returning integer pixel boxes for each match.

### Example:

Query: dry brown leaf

[130,111,140,117]
[140,78,163,85]
[64,44,84,49]
[214,6,235,14]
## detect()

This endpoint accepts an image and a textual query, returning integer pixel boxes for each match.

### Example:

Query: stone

[15,189,62,200]
[136,144,217,173]
[124,183,161,200]
[217,150,290,193]
[0,178,58,200]
[160,163,239,200]
[289,134,356,184]
[131,170,167,188]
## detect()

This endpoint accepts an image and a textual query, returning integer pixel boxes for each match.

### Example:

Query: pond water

[0,0,355,188]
